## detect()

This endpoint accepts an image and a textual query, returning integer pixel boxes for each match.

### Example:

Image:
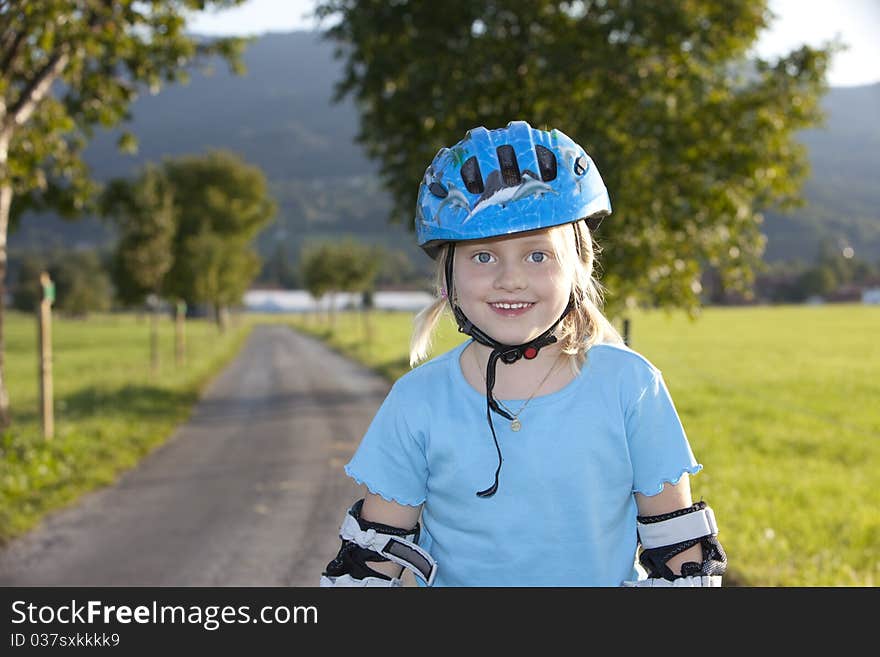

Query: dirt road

[0,325,392,586]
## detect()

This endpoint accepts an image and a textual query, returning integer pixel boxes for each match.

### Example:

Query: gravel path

[0,325,392,587]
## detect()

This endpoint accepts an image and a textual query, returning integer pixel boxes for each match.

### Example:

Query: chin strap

[444,244,573,498]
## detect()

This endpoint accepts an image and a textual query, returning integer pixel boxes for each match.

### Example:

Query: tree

[375,245,417,287]
[315,0,835,316]
[160,150,277,327]
[0,0,249,427]
[12,249,112,315]
[260,243,300,289]
[50,250,113,317]
[101,150,275,331]
[103,165,176,307]
[335,239,380,340]
[11,252,47,312]
[184,229,261,331]
[301,242,340,322]
[790,238,880,301]
[300,238,379,328]
[336,239,379,297]
[102,164,176,372]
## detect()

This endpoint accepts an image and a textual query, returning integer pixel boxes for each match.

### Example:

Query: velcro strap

[320,574,404,587]
[622,575,722,587]
[340,513,437,586]
[637,506,718,549]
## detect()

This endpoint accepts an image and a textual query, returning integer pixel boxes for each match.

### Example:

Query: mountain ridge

[9,30,879,272]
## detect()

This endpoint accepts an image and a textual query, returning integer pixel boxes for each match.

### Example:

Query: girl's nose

[493,261,527,291]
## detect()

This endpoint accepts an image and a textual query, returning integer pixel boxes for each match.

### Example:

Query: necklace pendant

[510,418,522,432]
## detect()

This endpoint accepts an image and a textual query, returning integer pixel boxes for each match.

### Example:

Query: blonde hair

[409,221,624,367]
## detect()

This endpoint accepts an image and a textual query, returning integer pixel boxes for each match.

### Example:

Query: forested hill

[9,30,880,269]
[763,83,880,263]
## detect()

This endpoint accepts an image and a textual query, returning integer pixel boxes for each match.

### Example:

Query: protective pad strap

[634,501,727,584]
[623,575,722,588]
[324,499,437,586]
[319,574,404,587]
[637,503,718,549]
[339,511,437,585]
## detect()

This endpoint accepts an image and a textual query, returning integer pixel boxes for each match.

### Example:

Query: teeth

[492,302,532,310]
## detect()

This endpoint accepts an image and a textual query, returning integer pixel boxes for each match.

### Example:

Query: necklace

[472,346,565,432]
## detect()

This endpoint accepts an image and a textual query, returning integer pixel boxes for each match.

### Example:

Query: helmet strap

[444,243,573,498]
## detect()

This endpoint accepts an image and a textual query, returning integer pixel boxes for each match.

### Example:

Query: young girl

[320,121,727,587]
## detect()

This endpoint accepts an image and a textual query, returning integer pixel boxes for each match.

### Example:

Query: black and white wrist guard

[320,499,437,587]
[624,501,727,587]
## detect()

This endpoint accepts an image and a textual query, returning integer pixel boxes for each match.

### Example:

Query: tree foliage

[184,229,261,322]
[51,250,113,316]
[0,0,249,427]
[10,251,47,312]
[12,249,112,316]
[100,150,276,320]
[300,238,379,301]
[315,0,835,314]
[102,165,176,306]
[259,243,300,289]
[160,150,277,312]
[796,240,879,299]
[300,243,334,302]
[1,0,248,226]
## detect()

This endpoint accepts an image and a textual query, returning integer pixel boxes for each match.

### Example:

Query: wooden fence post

[175,300,186,366]
[148,294,159,377]
[38,271,55,440]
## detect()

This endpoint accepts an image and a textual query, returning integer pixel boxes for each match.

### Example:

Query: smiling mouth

[488,301,535,315]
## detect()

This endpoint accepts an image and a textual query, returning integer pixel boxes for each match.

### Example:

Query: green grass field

[0,310,255,543]
[289,304,879,586]
[1,305,875,586]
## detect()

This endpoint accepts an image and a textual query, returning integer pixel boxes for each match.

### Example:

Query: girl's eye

[473,252,494,264]
[527,251,548,263]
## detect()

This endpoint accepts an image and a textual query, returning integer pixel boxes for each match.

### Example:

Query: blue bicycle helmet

[415,121,611,259]
[415,121,612,499]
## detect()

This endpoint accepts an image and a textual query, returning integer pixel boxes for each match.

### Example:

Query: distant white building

[862,288,880,305]
[243,289,433,313]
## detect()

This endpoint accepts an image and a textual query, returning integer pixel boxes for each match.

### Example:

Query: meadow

[288,304,880,587]
[0,310,255,543]
[1,304,875,586]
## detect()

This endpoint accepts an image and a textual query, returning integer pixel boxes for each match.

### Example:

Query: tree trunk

[150,305,160,376]
[361,306,373,345]
[0,138,13,430]
[215,304,228,333]
[0,49,68,430]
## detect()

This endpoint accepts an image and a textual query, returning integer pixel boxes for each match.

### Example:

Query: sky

[186,0,880,87]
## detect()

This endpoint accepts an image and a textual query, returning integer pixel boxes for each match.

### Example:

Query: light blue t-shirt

[345,340,702,587]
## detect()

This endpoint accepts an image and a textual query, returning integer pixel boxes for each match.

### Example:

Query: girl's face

[453,228,572,346]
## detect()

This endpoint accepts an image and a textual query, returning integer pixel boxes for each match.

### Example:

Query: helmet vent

[429,182,448,198]
[535,145,557,181]
[496,145,521,186]
[460,156,484,194]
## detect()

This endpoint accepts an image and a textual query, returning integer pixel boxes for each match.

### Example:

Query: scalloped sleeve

[344,380,429,507]
[624,363,702,496]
